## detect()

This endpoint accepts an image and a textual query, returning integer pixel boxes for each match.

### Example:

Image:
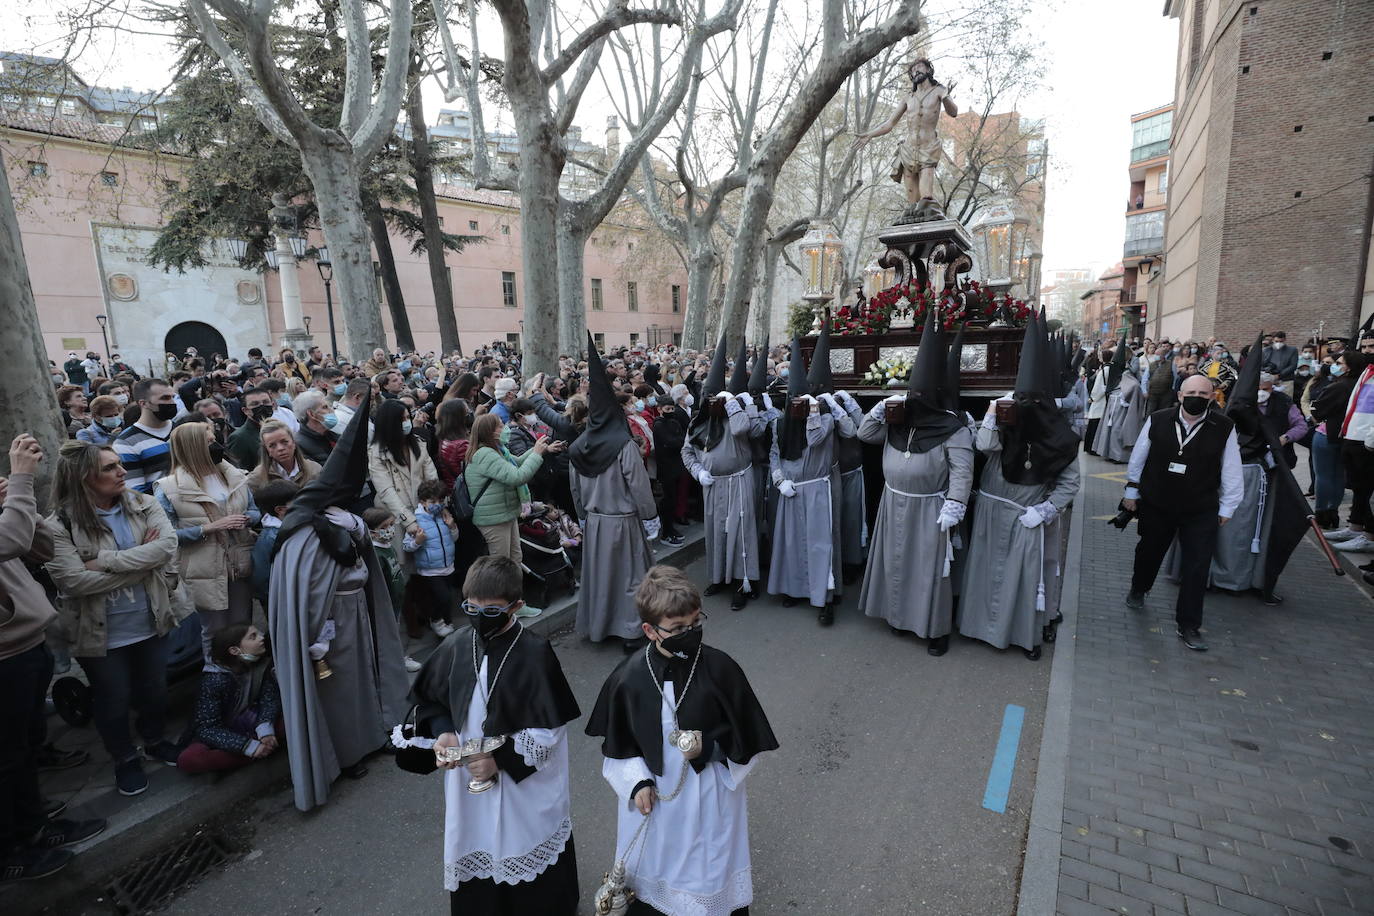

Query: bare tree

[182,0,413,362]
[0,148,65,502]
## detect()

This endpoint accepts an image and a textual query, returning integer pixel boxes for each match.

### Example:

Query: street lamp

[969,200,1031,324]
[95,314,111,365]
[303,315,312,336]
[288,235,307,259]
[225,238,249,262]
[315,246,339,360]
[263,248,280,271]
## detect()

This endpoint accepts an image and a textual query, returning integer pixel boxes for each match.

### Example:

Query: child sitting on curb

[178,624,283,774]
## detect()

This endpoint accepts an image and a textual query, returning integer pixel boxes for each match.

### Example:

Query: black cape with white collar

[586,643,778,777]
[411,622,580,738]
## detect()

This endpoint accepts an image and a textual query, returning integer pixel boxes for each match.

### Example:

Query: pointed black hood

[747,335,770,396]
[808,325,834,396]
[275,390,371,561]
[1225,332,1268,463]
[941,322,965,413]
[569,331,632,477]
[1105,335,1128,392]
[702,335,730,399]
[1002,315,1079,485]
[889,310,963,453]
[1068,341,1087,394]
[728,340,750,395]
[777,337,810,462]
[1039,311,1058,398]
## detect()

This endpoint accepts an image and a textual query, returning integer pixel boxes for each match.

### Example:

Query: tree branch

[542,1,684,85]
[185,0,295,146]
[337,0,372,137]
[349,0,414,164]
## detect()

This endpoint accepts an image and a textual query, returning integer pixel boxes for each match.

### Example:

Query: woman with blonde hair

[45,441,182,795]
[247,419,320,495]
[155,422,260,660]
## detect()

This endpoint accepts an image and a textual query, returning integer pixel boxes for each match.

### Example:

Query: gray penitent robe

[959,421,1080,651]
[1164,461,1272,591]
[269,518,410,811]
[681,404,763,587]
[572,439,657,642]
[836,399,868,567]
[767,408,854,607]
[857,413,974,637]
[1091,372,1146,462]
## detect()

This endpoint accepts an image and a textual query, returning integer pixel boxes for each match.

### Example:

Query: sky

[0,0,1179,282]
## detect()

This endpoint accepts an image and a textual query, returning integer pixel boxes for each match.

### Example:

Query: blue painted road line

[982,704,1025,813]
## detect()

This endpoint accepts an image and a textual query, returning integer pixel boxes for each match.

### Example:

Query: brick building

[1078,264,1125,343]
[1154,0,1374,345]
[1122,104,1172,342]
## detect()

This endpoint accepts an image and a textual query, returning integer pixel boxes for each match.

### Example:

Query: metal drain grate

[105,830,233,914]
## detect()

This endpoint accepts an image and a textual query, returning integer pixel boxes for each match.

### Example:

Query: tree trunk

[406,65,463,356]
[720,172,778,342]
[0,149,64,505]
[680,243,717,351]
[300,142,389,363]
[366,199,415,352]
[556,215,590,357]
[514,130,563,375]
[750,238,782,344]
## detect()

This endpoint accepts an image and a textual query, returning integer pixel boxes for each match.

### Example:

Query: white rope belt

[1247,463,1268,554]
[884,483,953,577]
[975,489,1046,610]
[711,464,753,590]
[335,587,363,597]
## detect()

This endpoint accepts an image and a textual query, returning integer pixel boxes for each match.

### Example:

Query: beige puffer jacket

[156,466,255,610]
[45,491,181,658]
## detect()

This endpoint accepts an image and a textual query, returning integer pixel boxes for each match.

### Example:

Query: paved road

[143,554,1052,916]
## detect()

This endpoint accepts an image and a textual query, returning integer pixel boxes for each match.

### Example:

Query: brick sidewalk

[1055,454,1374,915]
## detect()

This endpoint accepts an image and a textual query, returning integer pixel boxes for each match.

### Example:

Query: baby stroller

[518,504,579,609]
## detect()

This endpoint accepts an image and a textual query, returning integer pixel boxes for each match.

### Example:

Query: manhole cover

[106,830,234,914]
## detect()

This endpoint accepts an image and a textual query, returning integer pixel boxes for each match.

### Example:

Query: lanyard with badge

[1170,411,1205,475]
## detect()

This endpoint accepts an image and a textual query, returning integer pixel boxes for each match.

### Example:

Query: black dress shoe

[1176,628,1208,651]
[1042,625,1056,644]
[340,763,369,780]
[41,798,67,821]
[1024,646,1042,661]
[781,596,798,608]
[1261,590,1283,606]
[730,587,750,611]
[926,635,949,657]
[1125,590,1145,610]
[703,582,726,597]
[817,606,834,626]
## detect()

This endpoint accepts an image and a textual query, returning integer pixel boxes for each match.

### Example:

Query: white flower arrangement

[862,357,912,387]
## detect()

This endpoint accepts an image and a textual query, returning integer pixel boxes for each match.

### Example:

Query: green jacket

[226,422,262,470]
[464,445,543,526]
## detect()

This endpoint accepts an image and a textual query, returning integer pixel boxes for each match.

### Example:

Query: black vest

[1140,407,1234,513]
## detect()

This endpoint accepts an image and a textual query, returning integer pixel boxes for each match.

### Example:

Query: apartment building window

[1123,210,1165,258]
[60,98,76,116]
[506,332,521,349]
[468,219,478,231]
[673,332,683,347]
[1129,110,1172,163]
[99,171,119,187]
[502,271,517,308]
[671,284,681,313]
[627,281,639,312]
[591,278,604,311]
[593,332,606,351]
[1157,164,1169,194]
[27,161,47,178]
[629,333,640,347]
[501,224,510,235]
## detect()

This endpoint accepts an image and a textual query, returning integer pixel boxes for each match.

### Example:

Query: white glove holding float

[643,517,661,541]
[762,394,774,412]
[777,479,797,498]
[818,393,840,413]
[724,395,743,417]
[937,500,965,531]
[695,468,715,487]
[1018,506,1044,529]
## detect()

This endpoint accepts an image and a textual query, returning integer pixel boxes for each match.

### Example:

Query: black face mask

[208,441,227,465]
[1181,395,1210,416]
[154,402,178,422]
[250,404,274,422]
[476,612,512,641]
[659,626,703,660]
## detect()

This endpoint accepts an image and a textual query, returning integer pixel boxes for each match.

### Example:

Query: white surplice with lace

[601,680,761,916]
[442,655,571,891]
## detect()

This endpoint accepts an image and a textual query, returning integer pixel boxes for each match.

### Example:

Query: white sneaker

[404,656,422,672]
[1332,534,1374,553]
[431,620,456,637]
[1325,527,1359,542]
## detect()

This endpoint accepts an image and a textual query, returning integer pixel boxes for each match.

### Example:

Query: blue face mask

[334,383,347,396]
[646,396,657,407]
[323,413,339,429]
[401,420,412,435]
[278,395,291,407]
[398,360,412,372]
[1330,364,1345,377]
[780,367,789,378]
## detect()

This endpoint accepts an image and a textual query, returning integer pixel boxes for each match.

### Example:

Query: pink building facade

[3,117,688,369]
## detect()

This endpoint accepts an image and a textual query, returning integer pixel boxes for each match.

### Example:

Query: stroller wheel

[52,677,93,727]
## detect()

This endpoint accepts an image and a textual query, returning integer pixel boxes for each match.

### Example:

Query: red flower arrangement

[829,277,1031,336]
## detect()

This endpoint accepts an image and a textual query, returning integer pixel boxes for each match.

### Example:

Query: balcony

[1130,139,1169,163]
[1124,236,1164,258]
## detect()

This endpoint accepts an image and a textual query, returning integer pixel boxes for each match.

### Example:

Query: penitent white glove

[937,500,965,531]
[1018,506,1043,529]
[762,394,774,412]
[819,393,840,413]
[643,517,661,541]
[835,390,853,407]
[696,468,715,487]
[724,396,743,417]
[778,479,797,498]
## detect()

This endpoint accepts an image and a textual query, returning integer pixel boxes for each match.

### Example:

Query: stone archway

[164,321,228,361]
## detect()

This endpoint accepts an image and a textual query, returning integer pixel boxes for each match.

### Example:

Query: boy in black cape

[586,565,778,916]
[411,556,582,915]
